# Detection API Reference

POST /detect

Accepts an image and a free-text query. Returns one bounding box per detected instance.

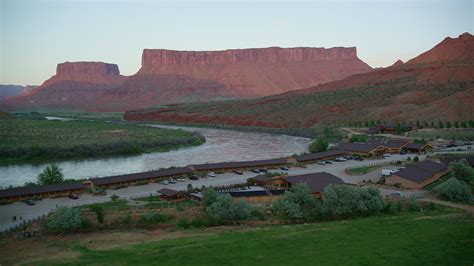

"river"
[0,121,311,187]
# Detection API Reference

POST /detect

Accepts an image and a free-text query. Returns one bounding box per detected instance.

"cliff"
[93,46,372,110]
[6,62,127,108]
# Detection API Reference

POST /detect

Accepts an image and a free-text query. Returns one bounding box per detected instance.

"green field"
[0,118,205,164]
[35,208,473,265]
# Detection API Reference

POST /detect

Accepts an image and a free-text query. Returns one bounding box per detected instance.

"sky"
[0,0,472,85]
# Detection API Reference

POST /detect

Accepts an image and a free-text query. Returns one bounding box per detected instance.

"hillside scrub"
[434,178,471,202]
[0,118,205,164]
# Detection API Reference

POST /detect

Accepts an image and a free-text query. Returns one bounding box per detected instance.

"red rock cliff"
[57,62,121,76]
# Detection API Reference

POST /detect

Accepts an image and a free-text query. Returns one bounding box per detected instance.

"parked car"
[317,160,326,165]
[251,169,260,173]
[383,153,391,158]
[335,157,345,162]
[280,166,289,171]
[189,175,199,180]
[168,179,177,184]
[324,160,332,164]
[381,169,397,177]
[258,168,268,173]
[69,193,79,200]
[234,170,243,175]
[25,199,35,206]
[176,178,186,182]
[159,180,169,185]
[207,172,216,178]
[354,157,364,161]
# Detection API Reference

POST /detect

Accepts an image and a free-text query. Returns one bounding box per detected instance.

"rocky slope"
[93,47,372,110]
[125,33,474,127]
[5,62,127,108]
[0,85,28,100]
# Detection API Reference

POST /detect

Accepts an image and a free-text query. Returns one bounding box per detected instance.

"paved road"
[0,154,423,232]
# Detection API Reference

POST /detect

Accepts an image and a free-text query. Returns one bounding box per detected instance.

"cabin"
[402,143,434,153]
[382,139,411,154]
[226,187,285,204]
[0,182,86,202]
[281,172,348,197]
[333,142,388,157]
[292,150,347,164]
[86,167,193,189]
[365,124,414,134]
[189,158,288,173]
[156,188,186,202]
[385,160,449,189]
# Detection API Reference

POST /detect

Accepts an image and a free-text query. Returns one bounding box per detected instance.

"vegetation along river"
[0,122,311,187]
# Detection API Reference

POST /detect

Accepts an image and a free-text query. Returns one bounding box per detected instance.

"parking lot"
[0,153,424,232]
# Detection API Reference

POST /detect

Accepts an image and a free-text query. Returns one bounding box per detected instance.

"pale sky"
[1,0,472,85]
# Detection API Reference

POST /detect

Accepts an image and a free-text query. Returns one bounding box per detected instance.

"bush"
[202,188,219,207]
[350,134,367,143]
[434,178,471,202]
[408,197,421,212]
[190,219,207,228]
[426,202,436,211]
[47,206,83,232]
[176,219,190,229]
[206,194,252,223]
[450,160,474,184]
[138,212,172,225]
[272,184,315,221]
[111,195,119,202]
[309,138,329,153]
[251,209,266,221]
[122,213,132,225]
[384,201,400,215]
[89,205,105,224]
[322,185,386,217]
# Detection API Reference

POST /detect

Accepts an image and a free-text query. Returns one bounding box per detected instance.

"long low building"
[333,142,388,157]
[85,167,193,188]
[189,158,288,172]
[385,160,449,189]
[292,150,347,163]
[0,182,86,202]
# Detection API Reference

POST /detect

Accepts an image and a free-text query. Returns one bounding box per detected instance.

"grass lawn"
[0,118,205,164]
[36,208,474,265]
[346,165,380,175]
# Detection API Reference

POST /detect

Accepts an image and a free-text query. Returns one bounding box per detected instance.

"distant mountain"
[124,33,474,127]
[5,62,127,108]
[0,85,29,100]
[92,46,372,110]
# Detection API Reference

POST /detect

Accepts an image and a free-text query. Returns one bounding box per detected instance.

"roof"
[404,143,431,150]
[190,158,287,171]
[254,175,273,182]
[157,188,181,197]
[441,157,474,167]
[90,167,192,186]
[383,139,411,149]
[393,160,448,184]
[0,182,86,199]
[227,190,272,197]
[282,172,347,193]
[333,142,385,153]
[294,150,346,162]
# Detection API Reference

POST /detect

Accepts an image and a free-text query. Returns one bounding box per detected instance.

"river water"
[0,122,311,187]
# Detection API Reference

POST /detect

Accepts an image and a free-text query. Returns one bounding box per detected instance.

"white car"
[159,180,169,185]
[207,172,216,178]
[381,169,397,177]
[176,178,185,182]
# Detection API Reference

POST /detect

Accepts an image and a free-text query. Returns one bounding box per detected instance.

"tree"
[47,206,83,232]
[350,134,367,143]
[202,187,220,207]
[309,138,329,153]
[445,121,452,128]
[424,121,429,128]
[206,194,251,222]
[272,184,315,221]
[434,178,471,202]
[413,156,419,162]
[37,164,64,185]
[187,184,194,192]
[322,185,385,217]
[89,205,105,224]
[450,160,474,184]
[438,121,444,129]
[454,121,459,128]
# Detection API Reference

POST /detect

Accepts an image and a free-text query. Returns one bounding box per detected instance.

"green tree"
[434,178,471,202]
[454,121,459,128]
[322,185,385,217]
[430,121,435,128]
[272,184,315,221]
[309,138,329,153]
[424,121,429,128]
[416,120,421,128]
[460,121,468,128]
[350,134,367,143]
[413,156,419,162]
[89,205,105,224]
[438,121,444,129]
[445,121,452,128]
[469,120,474,128]
[37,164,64,185]
[450,160,474,184]
[206,194,251,223]
[187,184,194,192]
[202,187,220,207]
[47,206,83,232]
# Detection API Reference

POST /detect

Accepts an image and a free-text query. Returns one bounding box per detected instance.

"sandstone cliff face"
[6,62,127,108]
[94,46,372,110]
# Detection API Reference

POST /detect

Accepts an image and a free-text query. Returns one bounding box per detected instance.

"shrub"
[413,156,419,162]
[89,205,105,224]
[384,201,399,215]
[138,212,172,225]
[408,197,421,212]
[111,195,119,202]
[434,178,471,202]
[322,185,386,217]
[309,138,329,153]
[272,184,316,221]
[176,219,190,229]
[206,194,251,223]
[190,219,207,228]
[350,134,367,143]
[426,202,436,211]
[251,209,266,221]
[47,206,83,232]
[122,213,132,225]
[202,188,219,207]
[175,205,185,212]
[450,160,474,184]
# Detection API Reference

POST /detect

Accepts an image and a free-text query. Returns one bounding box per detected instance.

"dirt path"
[419,198,474,213]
